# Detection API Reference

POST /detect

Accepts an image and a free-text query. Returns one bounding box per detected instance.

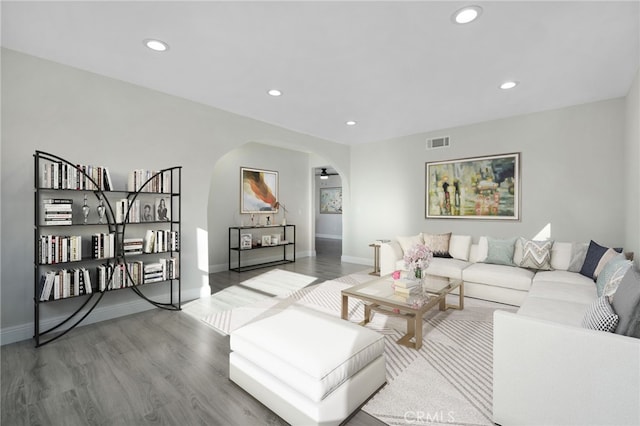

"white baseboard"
[1,287,201,346]
[315,234,342,240]
[341,255,372,267]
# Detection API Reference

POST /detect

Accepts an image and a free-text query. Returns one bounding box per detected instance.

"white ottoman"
[229,306,386,426]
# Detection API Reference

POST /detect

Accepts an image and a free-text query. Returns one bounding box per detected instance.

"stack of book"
[123,238,144,255]
[160,257,179,280]
[144,262,164,284]
[43,198,73,225]
[393,278,423,302]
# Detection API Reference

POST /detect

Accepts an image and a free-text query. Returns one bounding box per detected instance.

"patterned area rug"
[201,273,516,426]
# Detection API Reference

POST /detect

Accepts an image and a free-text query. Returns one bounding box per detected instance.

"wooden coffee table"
[341,274,464,350]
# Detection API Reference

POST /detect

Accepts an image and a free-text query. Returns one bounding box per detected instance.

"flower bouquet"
[403,243,433,279]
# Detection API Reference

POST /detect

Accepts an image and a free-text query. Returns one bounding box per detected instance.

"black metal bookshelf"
[33,150,182,347]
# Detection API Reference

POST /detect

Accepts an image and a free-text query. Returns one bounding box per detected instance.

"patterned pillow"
[422,232,452,258]
[602,260,633,299]
[581,296,619,332]
[518,238,554,271]
[595,255,629,297]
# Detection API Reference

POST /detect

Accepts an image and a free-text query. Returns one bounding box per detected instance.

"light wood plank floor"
[1,239,385,426]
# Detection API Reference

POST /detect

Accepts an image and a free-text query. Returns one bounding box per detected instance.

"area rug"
[201,273,517,426]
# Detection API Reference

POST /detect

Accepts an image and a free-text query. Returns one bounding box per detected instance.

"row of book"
[92,233,116,259]
[39,268,92,301]
[41,162,113,191]
[143,229,179,253]
[97,258,179,291]
[38,235,82,264]
[128,169,172,193]
[43,198,73,226]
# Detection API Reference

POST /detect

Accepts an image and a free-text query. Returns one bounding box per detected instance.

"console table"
[228,225,295,272]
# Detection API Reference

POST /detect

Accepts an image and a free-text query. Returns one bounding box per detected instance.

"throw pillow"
[518,238,554,271]
[422,232,452,258]
[397,234,423,254]
[611,268,640,337]
[579,240,622,280]
[595,255,627,297]
[484,237,517,266]
[602,260,633,299]
[567,242,589,272]
[581,296,619,332]
[449,234,472,261]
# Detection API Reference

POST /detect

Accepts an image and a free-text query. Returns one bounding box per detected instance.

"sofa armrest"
[379,241,403,276]
[493,310,640,426]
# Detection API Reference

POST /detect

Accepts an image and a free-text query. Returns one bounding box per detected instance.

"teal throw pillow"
[484,237,517,266]
[595,255,627,297]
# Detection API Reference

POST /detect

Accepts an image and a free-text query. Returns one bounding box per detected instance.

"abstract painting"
[320,187,342,214]
[425,153,520,220]
[241,167,278,213]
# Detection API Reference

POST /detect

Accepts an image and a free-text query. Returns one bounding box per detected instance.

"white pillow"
[449,235,472,261]
[550,242,573,271]
[474,236,489,262]
[396,234,423,254]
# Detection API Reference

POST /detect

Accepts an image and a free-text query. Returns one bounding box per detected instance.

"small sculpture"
[82,194,90,224]
[97,199,106,224]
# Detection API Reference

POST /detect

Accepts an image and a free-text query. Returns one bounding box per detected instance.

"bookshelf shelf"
[228,224,295,272]
[33,150,182,347]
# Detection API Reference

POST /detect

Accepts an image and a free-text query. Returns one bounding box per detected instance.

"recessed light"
[144,39,169,52]
[452,5,483,24]
[500,81,519,90]
[345,120,357,126]
[268,89,282,97]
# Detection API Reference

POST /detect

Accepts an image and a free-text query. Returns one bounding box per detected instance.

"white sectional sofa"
[380,232,640,425]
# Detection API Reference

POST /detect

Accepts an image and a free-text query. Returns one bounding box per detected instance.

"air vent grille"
[426,136,450,150]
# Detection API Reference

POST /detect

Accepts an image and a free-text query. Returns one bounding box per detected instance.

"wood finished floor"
[1,239,385,426]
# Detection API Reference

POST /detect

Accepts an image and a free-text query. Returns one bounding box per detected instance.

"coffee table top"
[342,273,462,312]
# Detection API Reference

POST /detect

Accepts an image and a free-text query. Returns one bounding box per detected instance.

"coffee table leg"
[414,315,423,350]
[341,294,348,320]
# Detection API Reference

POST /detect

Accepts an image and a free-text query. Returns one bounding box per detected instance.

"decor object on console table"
[425,152,520,220]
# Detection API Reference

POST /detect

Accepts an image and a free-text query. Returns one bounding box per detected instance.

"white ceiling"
[2,1,639,145]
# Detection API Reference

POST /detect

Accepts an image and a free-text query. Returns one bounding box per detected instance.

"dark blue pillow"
[579,240,623,280]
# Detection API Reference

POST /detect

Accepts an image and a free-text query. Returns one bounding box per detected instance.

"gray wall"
[343,98,629,264]
[625,68,640,268]
[1,49,349,343]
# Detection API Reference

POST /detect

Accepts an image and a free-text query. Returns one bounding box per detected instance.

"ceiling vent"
[426,136,450,150]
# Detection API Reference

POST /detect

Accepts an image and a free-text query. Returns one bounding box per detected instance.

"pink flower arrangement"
[403,243,433,274]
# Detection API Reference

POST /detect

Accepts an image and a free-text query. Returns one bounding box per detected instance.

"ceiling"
[2,1,639,145]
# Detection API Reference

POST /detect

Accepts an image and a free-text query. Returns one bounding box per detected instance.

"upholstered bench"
[229,306,386,426]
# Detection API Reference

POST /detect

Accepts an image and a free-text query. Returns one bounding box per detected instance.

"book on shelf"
[91,233,115,259]
[40,267,92,301]
[116,199,141,223]
[38,235,82,264]
[41,162,112,191]
[143,229,179,253]
[128,169,171,193]
[123,238,144,255]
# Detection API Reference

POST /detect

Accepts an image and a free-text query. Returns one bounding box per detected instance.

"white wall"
[343,99,627,264]
[625,68,640,268]
[315,174,343,239]
[208,143,313,272]
[0,49,350,343]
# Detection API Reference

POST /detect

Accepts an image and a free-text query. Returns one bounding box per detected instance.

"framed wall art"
[241,167,278,214]
[425,152,520,220]
[320,187,342,214]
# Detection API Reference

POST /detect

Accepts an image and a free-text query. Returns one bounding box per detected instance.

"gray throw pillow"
[611,268,640,337]
[484,237,517,266]
[567,242,588,272]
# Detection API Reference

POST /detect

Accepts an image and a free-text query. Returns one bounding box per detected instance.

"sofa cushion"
[396,234,423,254]
[581,296,619,332]
[463,263,534,292]
[422,232,452,258]
[549,242,572,271]
[579,240,622,280]
[484,237,517,266]
[518,238,553,271]
[529,280,597,305]
[595,255,629,297]
[517,296,590,326]
[611,268,640,337]
[423,257,470,280]
[533,270,596,286]
[449,234,472,261]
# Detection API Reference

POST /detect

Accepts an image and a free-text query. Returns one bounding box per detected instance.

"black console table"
[228,225,295,272]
